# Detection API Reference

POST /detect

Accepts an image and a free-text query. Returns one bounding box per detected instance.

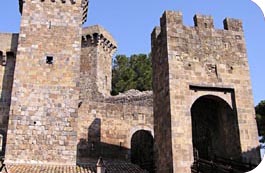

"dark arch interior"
[191,95,242,161]
[131,130,154,173]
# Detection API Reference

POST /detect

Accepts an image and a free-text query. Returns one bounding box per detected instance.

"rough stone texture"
[0,33,18,154]
[78,25,154,168]
[5,0,84,165]
[152,11,260,173]
[77,90,153,163]
[0,2,261,172]
[0,12,154,168]
[0,33,18,53]
[18,0,89,24]
[80,25,117,99]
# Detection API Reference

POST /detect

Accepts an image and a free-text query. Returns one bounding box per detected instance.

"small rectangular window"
[46,56,53,64]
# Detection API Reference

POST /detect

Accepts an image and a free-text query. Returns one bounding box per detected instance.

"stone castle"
[0,0,261,173]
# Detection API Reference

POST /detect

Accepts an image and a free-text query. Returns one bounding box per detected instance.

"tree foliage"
[111,54,152,95]
[255,100,265,140]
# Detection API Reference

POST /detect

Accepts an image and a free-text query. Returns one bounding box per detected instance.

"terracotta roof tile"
[2,161,148,173]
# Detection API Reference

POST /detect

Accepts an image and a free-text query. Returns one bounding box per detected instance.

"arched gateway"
[131,130,154,173]
[191,95,241,160]
[152,11,260,173]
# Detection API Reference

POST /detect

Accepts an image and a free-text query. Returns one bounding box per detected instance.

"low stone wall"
[77,90,153,162]
[105,90,153,106]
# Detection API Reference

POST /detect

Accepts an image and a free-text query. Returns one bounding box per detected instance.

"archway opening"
[191,95,241,161]
[131,130,154,172]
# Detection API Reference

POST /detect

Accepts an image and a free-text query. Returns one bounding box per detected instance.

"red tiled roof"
[2,161,148,173]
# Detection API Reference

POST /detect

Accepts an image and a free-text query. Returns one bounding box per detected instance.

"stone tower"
[152,11,260,173]
[80,25,117,99]
[5,0,88,165]
[0,33,18,155]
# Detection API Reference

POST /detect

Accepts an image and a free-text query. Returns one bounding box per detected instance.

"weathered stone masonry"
[152,11,260,173]
[80,25,117,100]
[0,1,261,172]
[0,33,18,155]
[78,25,154,165]
[0,0,154,166]
[77,90,153,162]
[5,0,88,165]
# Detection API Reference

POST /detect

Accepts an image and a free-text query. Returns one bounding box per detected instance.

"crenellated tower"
[80,25,117,99]
[152,11,260,173]
[5,0,88,165]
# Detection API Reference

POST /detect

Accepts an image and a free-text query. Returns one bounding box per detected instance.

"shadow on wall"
[76,119,155,173]
[242,146,262,165]
[77,118,130,163]
[0,46,16,156]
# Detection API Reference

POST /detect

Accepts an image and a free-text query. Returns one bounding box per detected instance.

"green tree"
[255,100,265,142]
[111,54,152,95]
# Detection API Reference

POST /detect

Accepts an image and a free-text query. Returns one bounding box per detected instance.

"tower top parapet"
[82,25,117,52]
[18,0,89,24]
[158,10,243,32]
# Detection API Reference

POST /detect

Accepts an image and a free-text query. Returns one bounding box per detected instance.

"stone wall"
[0,2,260,171]
[0,33,18,53]
[77,90,153,163]
[81,25,117,99]
[5,0,84,165]
[151,26,174,172]
[152,11,260,173]
[0,33,18,155]
[80,25,154,167]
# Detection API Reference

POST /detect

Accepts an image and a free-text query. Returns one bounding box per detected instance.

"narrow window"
[46,56,53,64]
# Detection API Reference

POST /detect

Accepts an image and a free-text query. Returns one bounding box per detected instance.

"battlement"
[158,11,243,32]
[223,18,243,32]
[0,33,19,54]
[152,10,260,172]
[194,14,214,29]
[82,25,117,52]
[160,11,183,27]
[18,0,89,24]
[80,25,117,99]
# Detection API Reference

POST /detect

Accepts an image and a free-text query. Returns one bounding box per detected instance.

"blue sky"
[0,0,264,105]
